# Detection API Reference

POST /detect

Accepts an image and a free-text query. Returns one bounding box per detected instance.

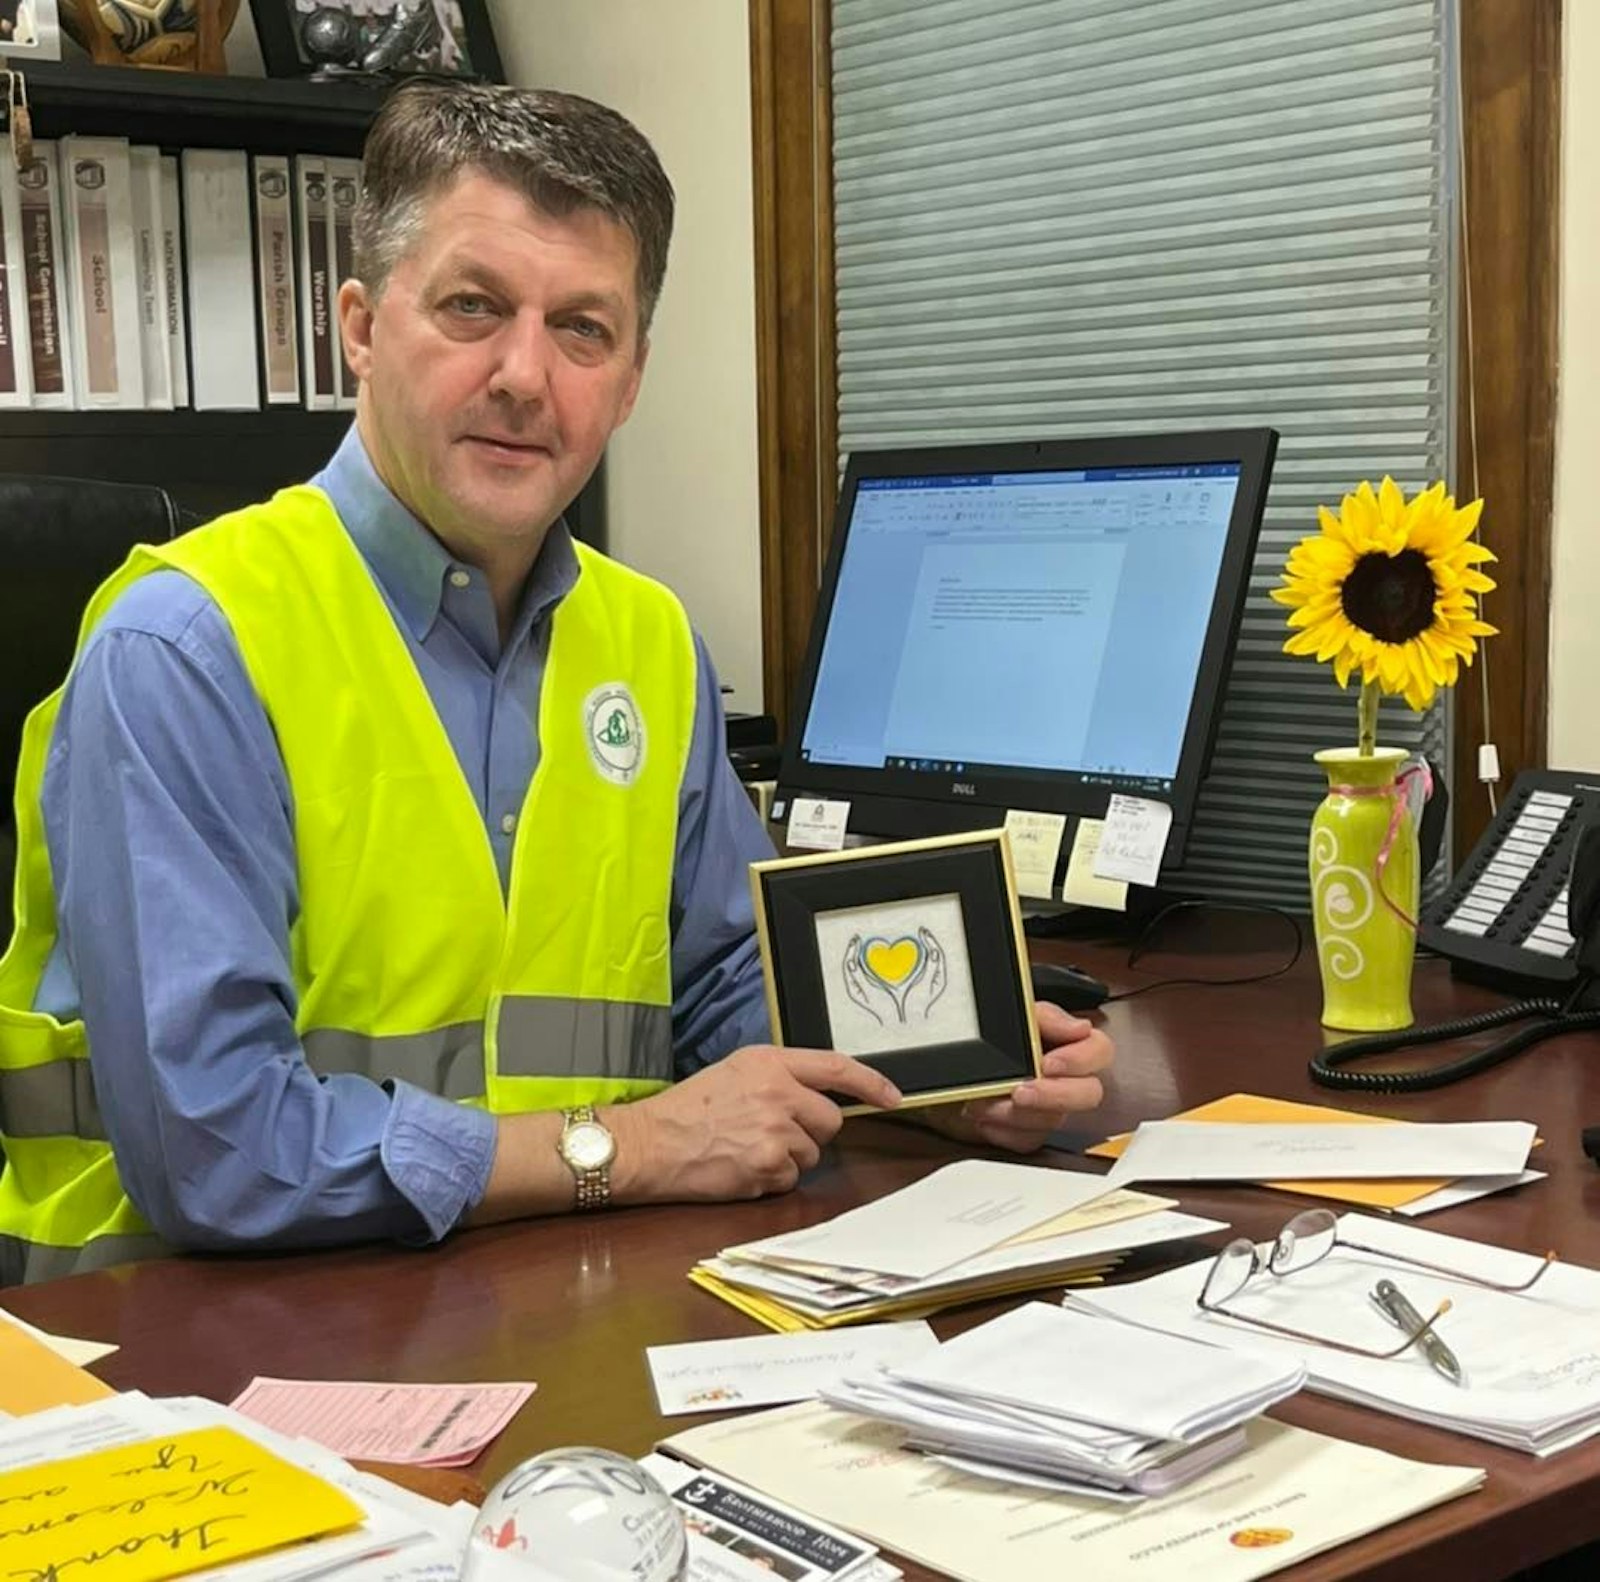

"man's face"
[340,170,648,559]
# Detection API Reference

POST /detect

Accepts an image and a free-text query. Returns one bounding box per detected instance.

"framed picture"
[249,0,502,81]
[750,829,1042,1113]
[0,0,62,61]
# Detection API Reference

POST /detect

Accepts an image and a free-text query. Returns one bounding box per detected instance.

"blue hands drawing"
[841,927,949,1026]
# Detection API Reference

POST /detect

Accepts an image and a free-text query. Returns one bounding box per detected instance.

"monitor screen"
[774,430,1278,870]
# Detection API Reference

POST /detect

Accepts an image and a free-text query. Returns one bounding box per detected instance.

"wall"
[488,1,766,709]
[1550,2,1600,769]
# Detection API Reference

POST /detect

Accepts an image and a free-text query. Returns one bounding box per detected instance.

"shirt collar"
[311,424,581,645]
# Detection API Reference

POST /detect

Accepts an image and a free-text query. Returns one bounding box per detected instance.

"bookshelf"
[4,60,391,516]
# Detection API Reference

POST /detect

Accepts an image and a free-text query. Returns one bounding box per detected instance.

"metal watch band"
[563,1105,612,1212]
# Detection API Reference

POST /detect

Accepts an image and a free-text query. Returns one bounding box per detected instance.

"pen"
[1371,1277,1465,1387]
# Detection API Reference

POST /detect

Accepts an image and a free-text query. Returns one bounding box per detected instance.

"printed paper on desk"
[786,798,850,852]
[0,1425,363,1582]
[1091,795,1172,887]
[661,1403,1483,1582]
[735,1160,1114,1282]
[648,1321,938,1415]
[1105,1119,1537,1188]
[230,1378,535,1467]
[1003,810,1066,900]
[1060,818,1128,911]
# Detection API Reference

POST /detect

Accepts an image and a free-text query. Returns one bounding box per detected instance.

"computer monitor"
[772,428,1278,873]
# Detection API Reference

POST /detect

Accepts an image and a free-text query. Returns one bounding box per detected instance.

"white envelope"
[1105,1120,1536,1187]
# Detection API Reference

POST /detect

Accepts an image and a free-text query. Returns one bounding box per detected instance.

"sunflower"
[1272,477,1497,720]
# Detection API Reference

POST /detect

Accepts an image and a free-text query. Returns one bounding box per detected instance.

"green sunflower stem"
[1357,679,1381,757]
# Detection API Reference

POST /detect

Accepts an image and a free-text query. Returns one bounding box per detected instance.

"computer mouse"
[1029,961,1110,1012]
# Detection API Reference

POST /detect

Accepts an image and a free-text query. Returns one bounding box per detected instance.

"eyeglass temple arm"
[1341,1238,1559,1293]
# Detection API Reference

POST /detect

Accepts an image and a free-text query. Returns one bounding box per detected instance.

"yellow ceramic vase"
[1309,746,1419,1032]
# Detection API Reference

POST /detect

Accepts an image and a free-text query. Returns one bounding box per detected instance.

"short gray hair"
[354,79,675,334]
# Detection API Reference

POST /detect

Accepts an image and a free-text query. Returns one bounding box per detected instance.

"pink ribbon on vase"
[1327,759,1433,930]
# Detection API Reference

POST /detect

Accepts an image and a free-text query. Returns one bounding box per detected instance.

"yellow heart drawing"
[864,938,921,985]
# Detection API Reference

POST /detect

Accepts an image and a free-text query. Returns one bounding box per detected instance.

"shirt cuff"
[379,1081,498,1243]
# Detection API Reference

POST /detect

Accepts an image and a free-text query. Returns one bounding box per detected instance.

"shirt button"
[449,569,470,589]
[500,812,518,835]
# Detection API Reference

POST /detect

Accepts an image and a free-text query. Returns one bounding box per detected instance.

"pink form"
[230,1376,536,1466]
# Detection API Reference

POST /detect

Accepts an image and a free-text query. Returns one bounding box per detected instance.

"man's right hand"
[605,1047,900,1204]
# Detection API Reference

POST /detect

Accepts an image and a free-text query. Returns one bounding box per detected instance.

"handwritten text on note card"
[0,1426,362,1582]
[1092,796,1173,888]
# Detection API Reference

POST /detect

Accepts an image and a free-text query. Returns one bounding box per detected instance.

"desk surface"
[8,914,1600,1582]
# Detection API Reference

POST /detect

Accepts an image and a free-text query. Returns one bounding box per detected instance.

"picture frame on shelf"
[0,1,62,61]
[248,0,500,83]
[750,829,1043,1113]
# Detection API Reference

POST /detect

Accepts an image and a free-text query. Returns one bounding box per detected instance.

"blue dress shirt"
[35,427,774,1251]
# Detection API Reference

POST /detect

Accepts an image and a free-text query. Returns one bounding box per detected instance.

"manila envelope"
[0,1318,115,1413]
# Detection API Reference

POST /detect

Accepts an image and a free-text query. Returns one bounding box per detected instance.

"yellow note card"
[1062,819,1128,912]
[1089,1093,1467,1210]
[0,1426,364,1582]
[0,1321,114,1415]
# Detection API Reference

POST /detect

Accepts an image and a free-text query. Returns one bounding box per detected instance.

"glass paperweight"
[462,1447,688,1582]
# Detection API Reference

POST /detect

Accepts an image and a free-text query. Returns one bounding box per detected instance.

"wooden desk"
[8,916,1600,1582]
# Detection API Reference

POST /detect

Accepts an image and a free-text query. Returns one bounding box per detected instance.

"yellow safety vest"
[0,485,696,1284]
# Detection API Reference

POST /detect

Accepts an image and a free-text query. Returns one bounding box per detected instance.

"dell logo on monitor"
[952,781,978,797]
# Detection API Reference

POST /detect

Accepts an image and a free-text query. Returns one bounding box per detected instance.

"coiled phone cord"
[1309,991,1600,1094]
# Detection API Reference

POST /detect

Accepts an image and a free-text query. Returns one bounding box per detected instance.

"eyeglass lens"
[1269,1208,1338,1276]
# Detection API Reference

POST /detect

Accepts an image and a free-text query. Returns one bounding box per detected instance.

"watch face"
[564,1120,615,1171]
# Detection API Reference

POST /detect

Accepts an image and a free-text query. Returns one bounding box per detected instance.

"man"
[0,81,1111,1286]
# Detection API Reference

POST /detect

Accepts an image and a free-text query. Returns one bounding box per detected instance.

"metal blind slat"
[833,0,1453,910]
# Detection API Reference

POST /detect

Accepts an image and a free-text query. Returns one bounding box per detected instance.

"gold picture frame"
[750,828,1042,1114]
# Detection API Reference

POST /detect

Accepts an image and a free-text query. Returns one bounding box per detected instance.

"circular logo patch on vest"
[584,683,646,786]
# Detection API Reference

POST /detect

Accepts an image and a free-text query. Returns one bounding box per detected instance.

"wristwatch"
[557,1106,616,1210]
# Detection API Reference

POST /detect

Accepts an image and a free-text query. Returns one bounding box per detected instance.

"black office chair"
[0,475,189,940]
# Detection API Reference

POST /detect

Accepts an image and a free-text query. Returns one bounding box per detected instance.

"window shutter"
[832,0,1453,906]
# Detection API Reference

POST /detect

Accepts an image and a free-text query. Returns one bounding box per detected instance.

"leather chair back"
[1,475,188,936]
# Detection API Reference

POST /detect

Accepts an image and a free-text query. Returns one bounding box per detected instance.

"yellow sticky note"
[1062,818,1128,912]
[0,1426,363,1582]
[1003,810,1068,900]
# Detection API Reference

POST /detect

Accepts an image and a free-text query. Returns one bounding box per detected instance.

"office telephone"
[1311,769,1600,1096]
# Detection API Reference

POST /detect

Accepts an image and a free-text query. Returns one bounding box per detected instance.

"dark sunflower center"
[1339,549,1437,643]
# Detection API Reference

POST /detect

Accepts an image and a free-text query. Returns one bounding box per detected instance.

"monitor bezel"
[773,428,1279,863]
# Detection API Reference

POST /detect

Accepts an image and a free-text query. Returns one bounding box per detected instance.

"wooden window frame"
[750,0,1561,856]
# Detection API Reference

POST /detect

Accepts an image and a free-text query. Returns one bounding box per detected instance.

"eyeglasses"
[1196,1208,1557,1362]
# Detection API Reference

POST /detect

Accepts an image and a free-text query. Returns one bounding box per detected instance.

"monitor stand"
[1021,884,1203,940]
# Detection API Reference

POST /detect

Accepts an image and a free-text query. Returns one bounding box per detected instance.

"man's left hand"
[921,1002,1113,1153]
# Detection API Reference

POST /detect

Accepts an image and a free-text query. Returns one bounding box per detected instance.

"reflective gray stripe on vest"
[303,1021,485,1100]
[0,1059,107,1140]
[0,1231,169,1288]
[495,997,672,1083]
[300,998,672,1096]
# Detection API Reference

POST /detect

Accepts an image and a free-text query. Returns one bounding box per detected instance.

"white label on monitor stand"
[1003,809,1067,899]
[787,797,851,852]
[1093,795,1173,887]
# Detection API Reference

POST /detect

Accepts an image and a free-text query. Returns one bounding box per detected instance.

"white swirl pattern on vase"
[1311,825,1373,980]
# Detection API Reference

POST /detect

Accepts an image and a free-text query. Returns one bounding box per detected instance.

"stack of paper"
[0,1390,477,1582]
[663,1400,1484,1582]
[1067,1212,1600,1455]
[1088,1094,1545,1215]
[820,1301,1304,1499]
[692,1159,1230,1331]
